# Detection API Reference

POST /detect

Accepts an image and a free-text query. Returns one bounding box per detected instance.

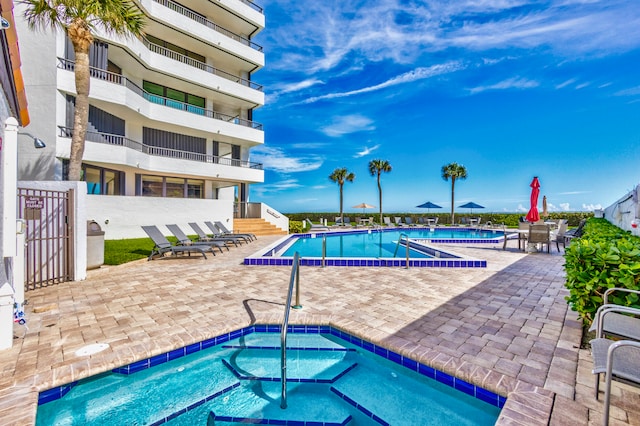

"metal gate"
[17,188,74,290]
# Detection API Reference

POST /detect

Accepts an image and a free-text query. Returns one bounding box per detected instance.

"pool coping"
[244,228,494,268]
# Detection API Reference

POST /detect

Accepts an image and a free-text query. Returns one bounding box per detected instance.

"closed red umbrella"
[525,177,540,223]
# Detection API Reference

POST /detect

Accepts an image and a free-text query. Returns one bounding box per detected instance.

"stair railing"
[281,252,302,409]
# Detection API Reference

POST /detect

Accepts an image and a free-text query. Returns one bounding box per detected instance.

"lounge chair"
[141,225,212,260]
[334,217,343,226]
[404,217,416,227]
[427,217,439,226]
[565,218,587,243]
[590,338,640,425]
[305,218,329,232]
[343,217,353,227]
[166,224,226,253]
[394,217,404,227]
[213,221,256,241]
[383,217,393,227]
[188,222,231,245]
[205,221,250,244]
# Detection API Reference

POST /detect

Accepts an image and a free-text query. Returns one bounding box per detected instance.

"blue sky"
[250,0,640,215]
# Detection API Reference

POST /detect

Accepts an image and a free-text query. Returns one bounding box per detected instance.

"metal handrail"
[151,0,263,51]
[57,126,264,169]
[140,37,263,91]
[393,233,411,268]
[57,58,264,130]
[281,252,302,409]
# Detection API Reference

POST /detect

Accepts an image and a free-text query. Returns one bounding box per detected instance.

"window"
[83,165,124,195]
[137,175,204,199]
[142,81,205,111]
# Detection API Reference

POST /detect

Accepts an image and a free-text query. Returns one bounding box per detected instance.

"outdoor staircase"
[234,218,287,236]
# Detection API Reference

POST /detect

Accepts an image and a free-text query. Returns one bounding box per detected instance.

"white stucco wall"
[603,184,640,237]
[85,196,234,239]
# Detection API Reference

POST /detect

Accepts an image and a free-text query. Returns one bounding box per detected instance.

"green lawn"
[103,236,202,265]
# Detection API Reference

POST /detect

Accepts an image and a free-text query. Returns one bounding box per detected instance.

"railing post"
[321,234,326,268]
[405,235,410,269]
[293,256,302,309]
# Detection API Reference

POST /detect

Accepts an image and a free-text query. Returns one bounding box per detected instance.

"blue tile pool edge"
[37,324,506,412]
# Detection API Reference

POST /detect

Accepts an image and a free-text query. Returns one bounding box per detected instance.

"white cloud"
[582,203,603,211]
[555,78,577,89]
[302,62,464,104]
[615,85,640,96]
[575,82,591,89]
[251,146,323,173]
[252,179,302,195]
[516,204,528,212]
[559,203,571,211]
[470,77,539,94]
[312,185,327,190]
[354,144,381,158]
[321,115,375,137]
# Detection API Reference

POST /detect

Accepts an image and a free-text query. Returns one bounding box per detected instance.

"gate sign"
[25,196,45,209]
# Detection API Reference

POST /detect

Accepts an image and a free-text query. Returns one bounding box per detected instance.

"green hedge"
[287,212,592,227]
[564,218,640,324]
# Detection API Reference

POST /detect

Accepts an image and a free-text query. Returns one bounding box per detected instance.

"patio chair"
[166,224,226,253]
[527,224,551,253]
[394,217,405,227]
[205,222,249,244]
[189,222,232,245]
[588,288,640,342]
[552,219,569,251]
[213,221,256,241]
[589,338,640,425]
[141,225,211,260]
[343,217,353,227]
[334,217,343,226]
[383,217,393,226]
[427,217,438,226]
[305,218,329,232]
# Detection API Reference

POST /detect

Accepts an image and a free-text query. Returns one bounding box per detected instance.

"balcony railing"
[239,0,263,14]
[141,37,262,91]
[152,0,263,52]
[58,58,263,130]
[58,126,264,170]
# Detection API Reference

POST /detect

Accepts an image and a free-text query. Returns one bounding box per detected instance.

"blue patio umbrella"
[459,201,485,214]
[416,201,442,214]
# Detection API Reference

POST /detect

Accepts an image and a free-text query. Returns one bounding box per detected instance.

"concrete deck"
[1,235,638,425]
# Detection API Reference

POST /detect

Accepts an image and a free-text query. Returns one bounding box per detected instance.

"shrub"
[564,218,640,324]
[289,220,304,234]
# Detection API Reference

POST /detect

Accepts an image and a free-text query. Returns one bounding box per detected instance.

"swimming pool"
[36,325,504,425]
[245,228,495,267]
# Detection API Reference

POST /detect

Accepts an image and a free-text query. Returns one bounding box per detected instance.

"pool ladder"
[393,233,411,269]
[281,252,302,409]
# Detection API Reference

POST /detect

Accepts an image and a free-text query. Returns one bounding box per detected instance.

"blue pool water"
[36,326,503,425]
[282,228,503,258]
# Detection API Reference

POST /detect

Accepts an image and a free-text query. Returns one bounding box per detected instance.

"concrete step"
[233,218,287,236]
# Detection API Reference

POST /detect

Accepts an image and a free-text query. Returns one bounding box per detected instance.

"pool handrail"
[281,252,302,409]
[393,233,411,268]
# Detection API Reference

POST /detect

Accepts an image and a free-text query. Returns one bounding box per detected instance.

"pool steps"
[38,325,505,425]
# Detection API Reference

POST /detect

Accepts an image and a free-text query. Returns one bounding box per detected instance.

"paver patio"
[0,235,638,425]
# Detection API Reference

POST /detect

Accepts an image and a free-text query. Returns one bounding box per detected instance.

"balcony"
[58,58,264,131]
[58,126,263,170]
[152,0,263,52]
[140,37,262,91]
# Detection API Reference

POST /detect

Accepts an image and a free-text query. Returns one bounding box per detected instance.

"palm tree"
[329,167,355,222]
[441,162,468,224]
[368,159,392,225]
[23,0,145,181]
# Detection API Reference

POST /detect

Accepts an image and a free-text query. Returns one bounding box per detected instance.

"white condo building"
[13,0,285,239]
